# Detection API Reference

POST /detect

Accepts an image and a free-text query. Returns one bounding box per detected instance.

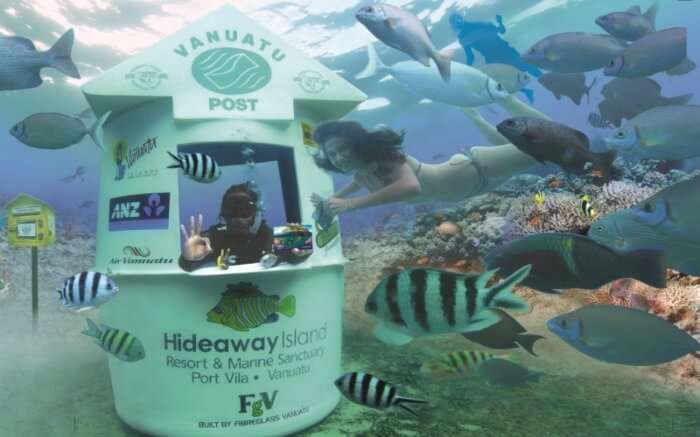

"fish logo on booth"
[192,48,272,95]
[108,193,170,231]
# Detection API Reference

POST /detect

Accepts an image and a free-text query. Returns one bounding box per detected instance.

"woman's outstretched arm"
[334,180,363,198]
[329,163,421,213]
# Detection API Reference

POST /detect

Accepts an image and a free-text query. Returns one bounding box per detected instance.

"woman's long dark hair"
[312,121,406,179]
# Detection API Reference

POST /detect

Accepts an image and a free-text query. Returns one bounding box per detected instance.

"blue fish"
[449,13,542,78]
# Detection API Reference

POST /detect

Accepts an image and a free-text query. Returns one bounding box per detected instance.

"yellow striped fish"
[207,282,296,332]
[82,318,145,362]
[580,194,597,219]
[420,349,515,375]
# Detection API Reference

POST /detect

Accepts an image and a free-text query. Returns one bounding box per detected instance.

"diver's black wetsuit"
[178,221,273,272]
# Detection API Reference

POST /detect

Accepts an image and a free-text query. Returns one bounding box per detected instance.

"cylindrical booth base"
[100,264,344,437]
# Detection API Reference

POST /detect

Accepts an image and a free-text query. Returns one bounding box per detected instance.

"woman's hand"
[327,197,356,215]
[180,214,213,261]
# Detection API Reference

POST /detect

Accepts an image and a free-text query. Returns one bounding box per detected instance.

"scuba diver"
[179,182,273,272]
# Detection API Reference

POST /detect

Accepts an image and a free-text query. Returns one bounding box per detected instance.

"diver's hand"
[327,197,355,215]
[180,214,213,261]
[310,193,324,208]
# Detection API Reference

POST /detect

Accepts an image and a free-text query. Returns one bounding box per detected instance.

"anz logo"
[111,202,140,219]
[108,192,170,232]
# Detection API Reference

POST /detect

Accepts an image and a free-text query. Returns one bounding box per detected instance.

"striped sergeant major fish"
[56,271,119,311]
[167,151,221,183]
[420,349,517,376]
[82,318,146,362]
[334,372,428,416]
[364,265,531,346]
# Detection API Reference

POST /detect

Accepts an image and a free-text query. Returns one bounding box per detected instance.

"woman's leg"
[462,107,510,145]
[498,94,552,120]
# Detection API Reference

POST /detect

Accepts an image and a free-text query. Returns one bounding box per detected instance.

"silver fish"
[10,110,111,150]
[522,32,627,73]
[595,3,658,42]
[477,63,534,102]
[604,105,700,160]
[604,27,688,77]
[548,304,700,365]
[538,72,596,105]
[589,174,700,275]
[356,3,452,82]
[0,29,80,90]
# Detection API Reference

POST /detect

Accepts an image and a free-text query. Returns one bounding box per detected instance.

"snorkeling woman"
[310,96,548,216]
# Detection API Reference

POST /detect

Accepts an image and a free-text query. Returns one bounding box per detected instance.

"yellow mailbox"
[6,193,56,248]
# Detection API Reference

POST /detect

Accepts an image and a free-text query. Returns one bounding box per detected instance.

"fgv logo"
[238,391,277,415]
[192,48,271,95]
[108,193,170,231]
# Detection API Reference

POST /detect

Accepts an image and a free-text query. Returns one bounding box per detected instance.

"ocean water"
[1,1,700,436]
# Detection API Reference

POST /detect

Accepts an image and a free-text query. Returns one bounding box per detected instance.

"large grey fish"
[364,265,531,346]
[484,232,667,294]
[496,117,617,178]
[462,308,544,356]
[477,358,542,387]
[604,27,690,77]
[538,72,596,105]
[356,4,452,82]
[10,110,111,150]
[603,105,700,160]
[595,3,658,41]
[522,33,627,73]
[0,29,80,90]
[588,174,700,275]
[548,304,700,365]
[477,63,534,103]
[595,77,693,127]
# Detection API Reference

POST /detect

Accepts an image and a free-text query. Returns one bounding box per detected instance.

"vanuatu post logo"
[192,48,272,95]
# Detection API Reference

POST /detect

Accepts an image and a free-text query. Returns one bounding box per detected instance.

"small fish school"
[79,5,366,436]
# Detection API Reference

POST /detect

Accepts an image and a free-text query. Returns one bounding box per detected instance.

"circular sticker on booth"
[192,48,272,95]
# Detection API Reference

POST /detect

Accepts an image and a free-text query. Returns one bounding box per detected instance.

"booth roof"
[81,4,366,122]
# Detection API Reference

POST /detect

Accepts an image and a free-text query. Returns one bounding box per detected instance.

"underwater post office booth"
[81,5,366,437]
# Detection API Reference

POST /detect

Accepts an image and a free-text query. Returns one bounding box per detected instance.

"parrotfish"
[603,105,700,160]
[356,43,509,108]
[548,304,700,365]
[588,174,700,275]
[523,32,626,73]
[595,3,658,41]
[0,29,80,90]
[364,265,531,346]
[484,232,667,294]
[356,3,451,82]
[207,283,296,332]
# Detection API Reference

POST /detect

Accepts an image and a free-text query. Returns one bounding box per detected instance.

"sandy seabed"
[1,233,699,437]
